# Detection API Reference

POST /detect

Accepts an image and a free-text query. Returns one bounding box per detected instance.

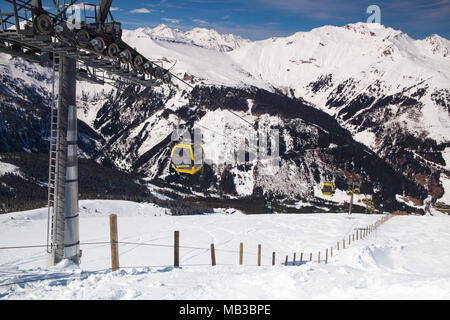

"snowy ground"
[0,200,449,299]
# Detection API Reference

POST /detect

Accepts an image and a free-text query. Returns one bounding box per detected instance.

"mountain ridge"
[126,24,252,52]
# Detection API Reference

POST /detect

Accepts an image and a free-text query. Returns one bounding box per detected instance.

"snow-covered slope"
[1,200,449,299]
[0,161,19,176]
[121,28,264,89]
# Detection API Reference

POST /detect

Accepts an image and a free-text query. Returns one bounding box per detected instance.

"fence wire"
[0,215,393,288]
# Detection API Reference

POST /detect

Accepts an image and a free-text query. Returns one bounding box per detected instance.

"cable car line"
[193,123,263,156]
[153,68,368,175]
[167,72,269,174]
[169,72,255,127]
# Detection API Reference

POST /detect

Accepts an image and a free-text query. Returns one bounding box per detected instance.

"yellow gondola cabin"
[170,144,204,175]
[321,182,335,197]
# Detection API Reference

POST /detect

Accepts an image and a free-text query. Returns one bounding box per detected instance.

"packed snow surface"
[1,200,449,299]
[0,161,19,176]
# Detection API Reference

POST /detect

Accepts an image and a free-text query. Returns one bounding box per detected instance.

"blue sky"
[110,0,450,40]
[1,0,449,40]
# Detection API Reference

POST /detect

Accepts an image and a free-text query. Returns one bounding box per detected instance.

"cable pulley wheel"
[76,30,90,48]
[34,14,53,35]
[119,49,132,64]
[154,66,164,78]
[133,55,144,71]
[162,73,171,84]
[143,62,155,75]
[107,43,120,58]
[91,36,106,54]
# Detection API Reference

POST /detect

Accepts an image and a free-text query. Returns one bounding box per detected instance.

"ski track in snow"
[0,200,450,299]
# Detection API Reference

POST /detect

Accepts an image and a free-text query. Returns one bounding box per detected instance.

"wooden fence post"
[257,244,261,266]
[239,243,243,265]
[331,247,333,257]
[343,239,345,249]
[349,235,351,245]
[300,253,303,266]
[272,252,276,266]
[325,248,328,264]
[211,243,216,266]
[337,241,339,250]
[310,253,312,261]
[318,251,320,263]
[174,230,180,267]
[109,214,119,272]
[285,255,288,266]
[293,252,296,266]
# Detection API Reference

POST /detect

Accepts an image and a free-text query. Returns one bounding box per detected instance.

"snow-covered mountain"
[229,23,449,144]
[120,23,450,209]
[226,23,450,209]
[1,22,449,213]
[124,24,251,52]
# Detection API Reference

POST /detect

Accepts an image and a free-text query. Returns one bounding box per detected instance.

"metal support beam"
[64,103,80,264]
[59,56,80,265]
[47,55,80,266]
[12,0,20,31]
[349,179,354,215]
[47,54,68,266]
[31,0,42,8]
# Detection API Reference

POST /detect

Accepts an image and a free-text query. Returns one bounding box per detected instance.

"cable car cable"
[169,73,255,127]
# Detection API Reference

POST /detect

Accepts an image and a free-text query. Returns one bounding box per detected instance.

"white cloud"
[161,18,181,24]
[130,8,151,14]
[192,19,209,26]
[69,3,94,11]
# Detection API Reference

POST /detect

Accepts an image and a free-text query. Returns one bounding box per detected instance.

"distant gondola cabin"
[321,182,335,197]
